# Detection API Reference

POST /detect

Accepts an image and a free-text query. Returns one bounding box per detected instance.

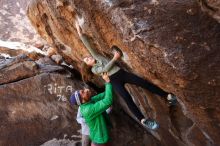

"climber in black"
[75,19,177,130]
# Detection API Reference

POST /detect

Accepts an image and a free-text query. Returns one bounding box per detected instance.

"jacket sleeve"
[102,58,117,72]
[91,58,117,74]
[91,92,105,102]
[80,34,101,60]
[76,107,85,124]
[85,83,113,120]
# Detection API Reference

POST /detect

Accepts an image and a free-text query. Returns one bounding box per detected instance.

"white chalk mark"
[50,115,59,120]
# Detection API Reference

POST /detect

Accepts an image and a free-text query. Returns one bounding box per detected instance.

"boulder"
[27,0,220,146]
[0,55,83,145]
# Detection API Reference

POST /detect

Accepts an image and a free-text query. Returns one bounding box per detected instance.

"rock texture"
[0,46,26,57]
[27,0,220,146]
[0,54,82,146]
[199,0,220,23]
[0,0,44,44]
[0,53,159,146]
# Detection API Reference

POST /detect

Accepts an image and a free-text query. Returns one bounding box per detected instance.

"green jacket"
[80,83,113,144]
[80,35,120,76]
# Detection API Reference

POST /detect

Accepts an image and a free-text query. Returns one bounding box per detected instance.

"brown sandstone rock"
[0,0,44,44]
[0,47,26,57]
[27,0,220,146]
[0,55,82,145]
[199,0,220,23]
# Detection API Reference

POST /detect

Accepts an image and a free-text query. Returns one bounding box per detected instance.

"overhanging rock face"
[27,0,220,146]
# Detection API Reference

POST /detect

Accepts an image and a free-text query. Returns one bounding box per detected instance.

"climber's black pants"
[110,69,168,121]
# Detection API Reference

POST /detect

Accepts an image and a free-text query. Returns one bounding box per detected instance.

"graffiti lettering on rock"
[44,83,73,102]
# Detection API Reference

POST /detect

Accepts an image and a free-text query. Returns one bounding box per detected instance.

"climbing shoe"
[141,118,159,130]
[167,94,177,106]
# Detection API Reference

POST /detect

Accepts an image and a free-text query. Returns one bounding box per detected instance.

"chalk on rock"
[50,115,59,121]
[76,15,84,27]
